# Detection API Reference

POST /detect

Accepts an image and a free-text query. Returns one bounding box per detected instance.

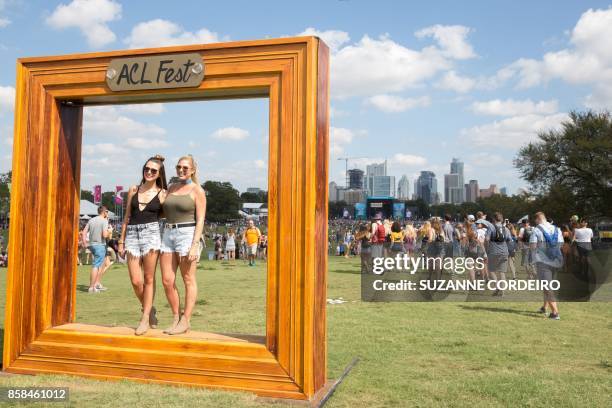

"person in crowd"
[160,155,207,335]
[214,235,223,260]
[518,219,536,279]
[506,222,519,279]
[403,221,417,257]
[443,214,455,260]
[476,222,489,280]
[355,224,372,274]
[573,218,593,277]
[225,228,236,261]
[418,220,433,256]
[560,225,573,273]
[486,212,512,296]
[259,233,268,261]
[530,211,564,320]
[81,205,113,293]
[454,223,466,258]
[242,219,262,266]
[389,221,405,255]
[428,218,446,281]
[343,230,353,259]
[118,155,167,335]
[370,213,386,260]
[464,221,485,281]
[0,247,7,267]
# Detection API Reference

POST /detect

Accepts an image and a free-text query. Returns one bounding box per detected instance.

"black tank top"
[129,189,162,225]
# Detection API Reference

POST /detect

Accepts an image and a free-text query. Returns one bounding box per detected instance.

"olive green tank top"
[163,193,196,224]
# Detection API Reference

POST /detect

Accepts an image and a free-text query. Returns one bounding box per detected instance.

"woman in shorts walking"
[118,155,167,335]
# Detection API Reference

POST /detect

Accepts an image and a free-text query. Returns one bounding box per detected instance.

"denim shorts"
[161,226,198,257]
[89,244,106,268]
[125,222,161,257]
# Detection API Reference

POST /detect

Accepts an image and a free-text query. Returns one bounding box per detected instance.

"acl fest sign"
[105,53,205,91]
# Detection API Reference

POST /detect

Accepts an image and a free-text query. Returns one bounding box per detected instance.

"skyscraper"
[365,161,395,197]
[397,175,410,199]
[347,169,364,189]
[416,171,437,205]
[444,158,465,204]
[465,180,479,203]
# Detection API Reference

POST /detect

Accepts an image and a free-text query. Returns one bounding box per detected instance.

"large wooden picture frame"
[3,37,329,400]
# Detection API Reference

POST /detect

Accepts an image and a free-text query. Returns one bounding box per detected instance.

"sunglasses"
[176,165,191,172]
[144,166,159,175]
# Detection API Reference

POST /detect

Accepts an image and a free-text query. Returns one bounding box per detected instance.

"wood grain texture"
[3,36,329,400]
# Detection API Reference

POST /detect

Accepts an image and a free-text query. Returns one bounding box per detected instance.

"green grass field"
[0,257,610,407]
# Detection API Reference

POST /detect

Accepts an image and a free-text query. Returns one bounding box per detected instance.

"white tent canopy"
[79,200,117,220]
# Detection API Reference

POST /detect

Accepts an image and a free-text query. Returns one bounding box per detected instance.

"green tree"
[202,181,241,222]
[514,110,612,218]
[329,201,348,218]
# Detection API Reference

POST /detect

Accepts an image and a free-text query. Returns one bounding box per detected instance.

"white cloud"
[365,94,431,113]
[435,70,476,93]
[501,7,612,109]
[330,126,355,155]
[0,86,14,112]
[254,159,266,169]
[84,106,166,138]
[119,103,165,115]
[298,27,350,52]
[460,112,568,148]
[46,0,121,48]
[415,24,477,60]
[331,34,450,99]
[390,153,427,167]
[330,106,349,118]
[0,17,9,27]
[468,152,506,167]
[125,19,226,49]
[124,137,169,149]
[82,142,127,156]
[470,99,559,116]
[210,127,249,141]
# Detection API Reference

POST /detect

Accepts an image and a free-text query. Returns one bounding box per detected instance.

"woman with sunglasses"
[160,155,207,335]
[118,155,168,335]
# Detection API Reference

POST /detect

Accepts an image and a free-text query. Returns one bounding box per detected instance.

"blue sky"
[1,1,611,195]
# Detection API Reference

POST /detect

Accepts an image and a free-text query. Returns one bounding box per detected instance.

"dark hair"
[494,212,504,222]
[97,205,107,215]
[444,214,452,222]
[140,155,168,190]
[391,221,401,233]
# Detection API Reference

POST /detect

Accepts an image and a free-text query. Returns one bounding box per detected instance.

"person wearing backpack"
[518,219,536,279]
[370,213,386,260]
[530,212,564,320]
[485,212,512,296]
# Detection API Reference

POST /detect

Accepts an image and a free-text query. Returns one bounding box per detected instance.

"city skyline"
[2,2,611,194]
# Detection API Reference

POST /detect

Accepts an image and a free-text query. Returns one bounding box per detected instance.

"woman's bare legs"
[161,252,180,332]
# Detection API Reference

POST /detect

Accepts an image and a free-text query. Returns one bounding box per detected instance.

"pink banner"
[93,185,102,204]
[114,185,123,205]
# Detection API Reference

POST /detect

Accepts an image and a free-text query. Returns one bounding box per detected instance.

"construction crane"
[337,157,369,188]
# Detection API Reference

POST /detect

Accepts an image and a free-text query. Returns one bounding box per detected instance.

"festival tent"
[79,200,118,220]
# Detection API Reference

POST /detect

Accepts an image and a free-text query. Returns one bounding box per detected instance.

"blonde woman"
[160,155,207,335]
[418,221,434,256]
[403,222,417,257]
[118,155,167,336]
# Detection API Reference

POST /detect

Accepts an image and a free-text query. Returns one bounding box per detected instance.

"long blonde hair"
[178,155,199,184]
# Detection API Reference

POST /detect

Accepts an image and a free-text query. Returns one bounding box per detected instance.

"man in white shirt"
[529,211,564,320]
[518,219,536,279]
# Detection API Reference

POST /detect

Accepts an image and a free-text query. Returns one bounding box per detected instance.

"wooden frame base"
[3,37,329,400]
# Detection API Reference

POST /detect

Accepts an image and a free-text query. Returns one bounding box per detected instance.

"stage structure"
[3,37,329,400]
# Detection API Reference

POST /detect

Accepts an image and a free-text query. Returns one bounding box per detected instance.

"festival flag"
[93,185,102,204]
[115,186,124,205]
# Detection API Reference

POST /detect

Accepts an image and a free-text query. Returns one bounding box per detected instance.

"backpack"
[522,226,533,243]
[371,223,386,244]
[491,224,505,243]
[536,225,563,263]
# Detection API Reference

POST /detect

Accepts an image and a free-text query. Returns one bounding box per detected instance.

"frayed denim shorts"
[125,222,162,257]
[161,225,198,257]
